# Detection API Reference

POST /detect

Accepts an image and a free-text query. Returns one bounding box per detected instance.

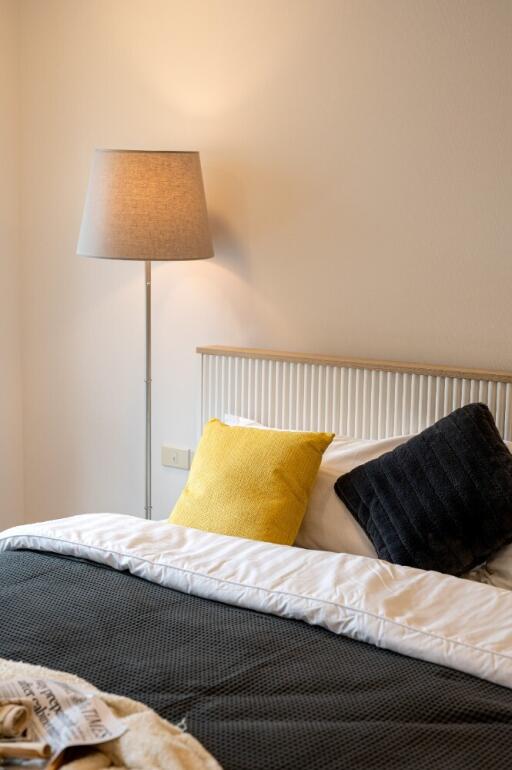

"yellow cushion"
[169,419,334,545]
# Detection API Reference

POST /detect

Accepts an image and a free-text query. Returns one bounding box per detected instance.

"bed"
[2,346,512,769]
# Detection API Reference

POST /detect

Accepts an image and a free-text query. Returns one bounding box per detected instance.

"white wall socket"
[161,446,190,470]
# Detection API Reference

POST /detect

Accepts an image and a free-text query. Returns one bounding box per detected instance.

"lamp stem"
[145,260,152,520]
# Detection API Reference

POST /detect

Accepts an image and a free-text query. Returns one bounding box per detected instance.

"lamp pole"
[145,260,152,520]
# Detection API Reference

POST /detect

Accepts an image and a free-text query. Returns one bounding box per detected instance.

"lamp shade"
[77,150,214,260]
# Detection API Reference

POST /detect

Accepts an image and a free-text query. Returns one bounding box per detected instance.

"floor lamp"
[77,150,214,519]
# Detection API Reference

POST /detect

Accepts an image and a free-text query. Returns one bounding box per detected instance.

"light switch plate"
[161,446,190,470]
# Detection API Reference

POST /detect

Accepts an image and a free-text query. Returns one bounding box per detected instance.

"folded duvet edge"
[1,512,511,691]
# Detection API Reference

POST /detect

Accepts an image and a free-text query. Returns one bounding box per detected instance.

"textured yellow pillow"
[169,419,334,545]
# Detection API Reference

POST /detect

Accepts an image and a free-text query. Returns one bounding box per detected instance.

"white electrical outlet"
[161,446,190,470]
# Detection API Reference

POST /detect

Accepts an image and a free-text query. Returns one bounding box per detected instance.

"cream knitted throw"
[0,658,221,770]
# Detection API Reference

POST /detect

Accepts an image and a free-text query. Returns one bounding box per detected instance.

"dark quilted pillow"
[334,403,512,575]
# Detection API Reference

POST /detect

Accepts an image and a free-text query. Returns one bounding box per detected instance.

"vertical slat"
[214,355,221,420]
[496,381,504,437]
[376,370,382,439]
[385,372,392,437]
[393,374,400,435]
[262,358,269,425]
[287,362,294,430]
[302,364,310,431]
[353,369,360,437]
[254,358,260,422]
[206,355,212,420]
[504,383,511,441]
[443,377,450,418]
[222,356,229,418]
[279,361,285,428]
[407,374,415,434]
[324,366,332,433]
[324,366,331,433]
[247,357,253,419]
[315,365,322,433]
[201,353,208,423]
[240,356,247,418]
[340,368,347,436]
[426,376,433,426]
[226,356,233,416]
[295,363,302,430]
[486,381,494,416]
[260,359,266,424]
[462,379,470,407]
[267,359,274,427]
[469,379,478,406]
[210,355,216,421]
[362,369,368,438]
[333,367,341,435]
[434,377,441,421]
[232,357,239,418]
[401,374,409,435]
[346,368,353,437]
[453,378,461,412]
[368,370,376,439]
[417,375,425,432]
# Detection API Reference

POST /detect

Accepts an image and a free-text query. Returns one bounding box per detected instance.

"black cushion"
[334,403,512,575]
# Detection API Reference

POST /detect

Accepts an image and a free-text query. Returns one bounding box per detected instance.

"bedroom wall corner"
[0,0,24,527]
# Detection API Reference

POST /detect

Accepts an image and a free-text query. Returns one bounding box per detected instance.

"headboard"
[197,346,512,441]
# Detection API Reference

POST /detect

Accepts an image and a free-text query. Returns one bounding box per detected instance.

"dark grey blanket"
[2,550,512,770]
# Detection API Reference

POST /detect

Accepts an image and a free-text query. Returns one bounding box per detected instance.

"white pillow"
[469,543,512,591]
[296,433,413,556]
[464,440,512,590]
[224,415,411,557]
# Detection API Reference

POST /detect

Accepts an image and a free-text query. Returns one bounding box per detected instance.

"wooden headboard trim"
[196,346,512,384]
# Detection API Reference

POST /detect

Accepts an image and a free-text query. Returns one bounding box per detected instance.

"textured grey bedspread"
[2,549,512,770]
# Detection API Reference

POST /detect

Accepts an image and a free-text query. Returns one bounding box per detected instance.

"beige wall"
[17,0,512,521]
[0,0,23,528]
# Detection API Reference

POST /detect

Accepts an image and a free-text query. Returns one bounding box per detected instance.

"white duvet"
[2,513,512,691]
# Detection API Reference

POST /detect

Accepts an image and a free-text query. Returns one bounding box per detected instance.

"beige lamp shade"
[77,150,214,260]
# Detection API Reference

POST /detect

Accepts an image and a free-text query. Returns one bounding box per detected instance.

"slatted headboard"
[197,346,512,441]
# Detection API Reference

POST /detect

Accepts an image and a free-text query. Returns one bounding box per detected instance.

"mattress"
[2,548,512,770]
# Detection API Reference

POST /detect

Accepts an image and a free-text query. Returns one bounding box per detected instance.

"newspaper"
[0,678,126,760]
